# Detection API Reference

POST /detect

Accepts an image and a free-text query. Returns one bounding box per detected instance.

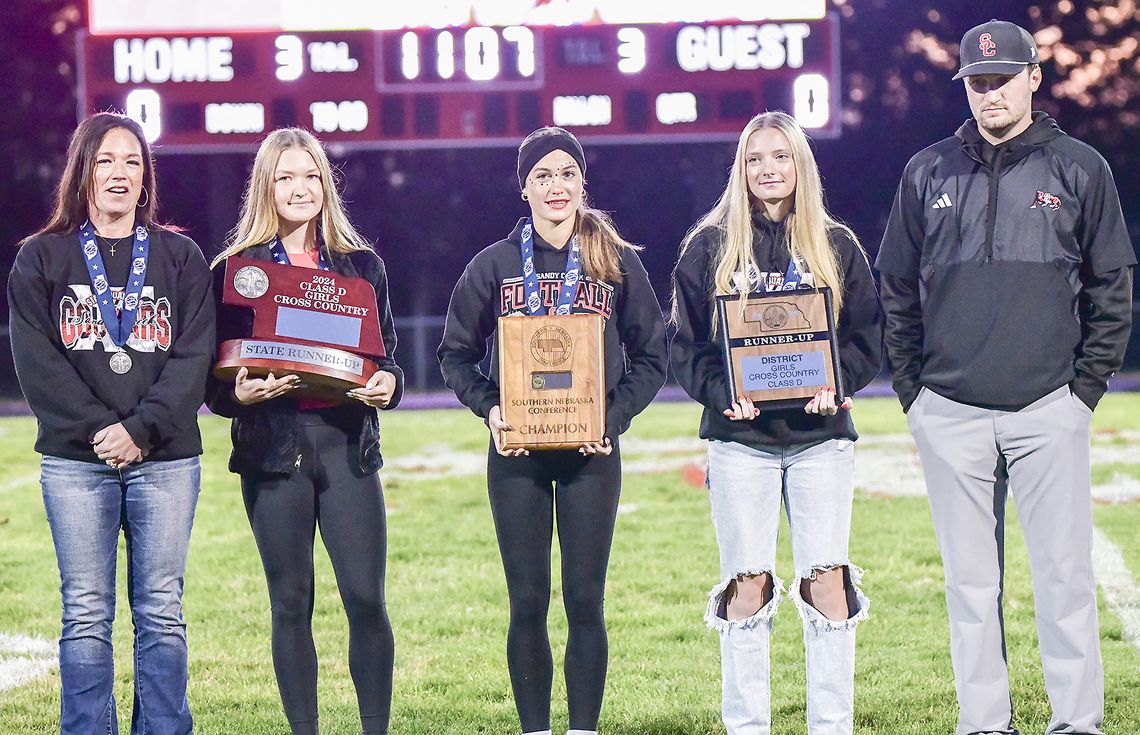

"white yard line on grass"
[382,432,1140,503]
[854,434,1140,503]
[1092,527,1140,649]
[0,633,56,692]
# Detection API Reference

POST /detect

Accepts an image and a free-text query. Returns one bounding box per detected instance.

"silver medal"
[233,265,269,299]
[109,350,133,375]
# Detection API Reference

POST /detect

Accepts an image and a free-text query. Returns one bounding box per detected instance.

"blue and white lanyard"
[78,221,150,347]
[269,238,332,271]
[774,256,805,291]
[519,218,582,316]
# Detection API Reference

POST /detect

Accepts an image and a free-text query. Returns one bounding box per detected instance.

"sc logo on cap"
[979,33,997,57]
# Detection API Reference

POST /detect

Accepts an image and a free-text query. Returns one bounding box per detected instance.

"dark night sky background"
[1,0,1137,393]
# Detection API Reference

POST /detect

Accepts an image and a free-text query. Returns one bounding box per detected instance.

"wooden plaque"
[497,313,606,450]
[716,288,845,409]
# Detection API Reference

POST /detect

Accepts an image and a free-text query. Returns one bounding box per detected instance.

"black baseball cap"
[953,20,1039,80]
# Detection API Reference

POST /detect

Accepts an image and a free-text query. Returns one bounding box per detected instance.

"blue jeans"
[41,455,201,735]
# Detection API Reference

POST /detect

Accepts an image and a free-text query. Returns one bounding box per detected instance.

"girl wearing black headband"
[438,127,667,735]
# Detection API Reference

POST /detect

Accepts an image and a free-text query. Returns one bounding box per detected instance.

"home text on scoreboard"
[78,3,840,151]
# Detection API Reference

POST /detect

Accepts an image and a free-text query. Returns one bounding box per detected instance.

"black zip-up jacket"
[671,214,883,449]
[438,219,668,441]
[206,242,404,475]
[876,112,1135,411]
[9,228,215,462]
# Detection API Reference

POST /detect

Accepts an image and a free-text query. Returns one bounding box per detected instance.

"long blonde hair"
[677,111,860,321]
[210,128,371,268]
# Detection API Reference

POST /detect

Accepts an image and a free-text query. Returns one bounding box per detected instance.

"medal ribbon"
[773,256,805,291]
[78,221,150,348]
[519,218,582,316]
[269,238,332,271]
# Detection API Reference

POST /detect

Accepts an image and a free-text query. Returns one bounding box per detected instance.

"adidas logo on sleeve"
[931,192,953,209]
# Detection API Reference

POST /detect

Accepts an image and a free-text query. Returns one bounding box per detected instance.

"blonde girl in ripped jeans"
[705,438,868,735]
[669,111,882,735]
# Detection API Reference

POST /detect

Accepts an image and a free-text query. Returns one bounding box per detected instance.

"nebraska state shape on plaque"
[716,288,845,409]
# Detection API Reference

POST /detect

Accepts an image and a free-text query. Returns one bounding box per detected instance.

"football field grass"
[1,395,1139,734]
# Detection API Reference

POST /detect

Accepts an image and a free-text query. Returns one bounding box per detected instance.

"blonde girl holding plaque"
[208,128,402,735]
[670,111,882,735]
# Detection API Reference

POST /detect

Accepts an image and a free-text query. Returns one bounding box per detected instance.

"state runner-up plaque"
[716,288,845,409]
[213,256,386,402]
[497,313,605,451]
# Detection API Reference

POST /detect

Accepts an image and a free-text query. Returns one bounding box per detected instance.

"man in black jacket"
[875,19,1134,735]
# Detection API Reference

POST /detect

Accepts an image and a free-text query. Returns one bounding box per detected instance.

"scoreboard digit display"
[79,0,840,151]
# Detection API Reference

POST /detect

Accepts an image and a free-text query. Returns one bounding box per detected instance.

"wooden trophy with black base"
[497,313,606,450]
[214,256,386,403]
[716,288,844,409]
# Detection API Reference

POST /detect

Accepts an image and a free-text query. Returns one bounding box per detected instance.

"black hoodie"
[876,112,1135,411]
[438,219,668,441]
[8,228,215,462]
[671,213,883,449]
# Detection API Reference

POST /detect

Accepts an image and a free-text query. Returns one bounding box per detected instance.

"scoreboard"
[78,1,841,151]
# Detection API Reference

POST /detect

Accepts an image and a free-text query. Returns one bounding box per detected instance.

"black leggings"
[241,411,393,735]
[487,442,623,733]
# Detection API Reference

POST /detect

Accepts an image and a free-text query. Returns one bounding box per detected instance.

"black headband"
[516,127,586,189]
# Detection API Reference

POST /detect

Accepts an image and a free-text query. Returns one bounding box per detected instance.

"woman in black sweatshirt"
[438,127,667,735]
[670,111,882,735]
[7,112,214,733]
[207,128,403,735]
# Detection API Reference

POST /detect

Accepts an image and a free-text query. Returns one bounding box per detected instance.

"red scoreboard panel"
[79,1,840,151]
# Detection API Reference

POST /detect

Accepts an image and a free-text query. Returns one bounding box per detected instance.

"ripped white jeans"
[704,438,869,735]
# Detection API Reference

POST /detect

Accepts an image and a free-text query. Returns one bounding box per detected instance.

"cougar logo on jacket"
[1030,190,1061,211]
[59,285,173,352]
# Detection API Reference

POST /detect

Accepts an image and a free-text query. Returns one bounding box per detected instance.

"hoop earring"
[521,193,528,201]
[136,187,149,207]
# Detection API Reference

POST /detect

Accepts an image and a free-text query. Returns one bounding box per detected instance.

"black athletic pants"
[486,441,623,733]
[241,410,393,735]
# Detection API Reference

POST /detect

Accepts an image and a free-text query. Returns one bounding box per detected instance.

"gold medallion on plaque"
[529,325,573,366]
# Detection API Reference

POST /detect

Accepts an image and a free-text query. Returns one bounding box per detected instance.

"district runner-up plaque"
[716,288,844,409]
[213,256,386,402]
[497,313,605,450]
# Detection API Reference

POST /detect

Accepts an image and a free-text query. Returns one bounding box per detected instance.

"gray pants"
[907,385,1103,735]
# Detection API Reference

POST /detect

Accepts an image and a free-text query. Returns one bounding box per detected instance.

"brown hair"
[573,199,640,284]
[517,128,638,283]
[25,113,160,242]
